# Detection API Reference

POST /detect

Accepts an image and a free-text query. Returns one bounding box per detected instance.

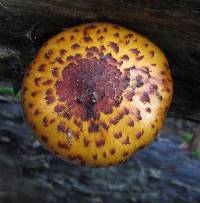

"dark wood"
[0,0,200,120]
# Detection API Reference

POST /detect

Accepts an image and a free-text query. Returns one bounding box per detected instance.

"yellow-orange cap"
[22,22,173,167]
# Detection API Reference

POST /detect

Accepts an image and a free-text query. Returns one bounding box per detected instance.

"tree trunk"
[0,0,200,121]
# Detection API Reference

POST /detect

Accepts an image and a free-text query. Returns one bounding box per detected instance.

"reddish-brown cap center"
[56,56,129,120]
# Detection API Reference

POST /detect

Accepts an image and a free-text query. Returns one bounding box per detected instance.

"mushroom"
[22,22,173,167]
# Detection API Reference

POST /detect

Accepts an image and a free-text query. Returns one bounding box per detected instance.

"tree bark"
[0,0,200,120]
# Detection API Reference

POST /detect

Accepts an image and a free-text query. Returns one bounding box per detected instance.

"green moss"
[0,86,21,101]
[192,147,200,159]
[181,132,193,143]
[0,86,14,96]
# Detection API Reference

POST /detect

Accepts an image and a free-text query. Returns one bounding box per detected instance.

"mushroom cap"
[22,22,173,167]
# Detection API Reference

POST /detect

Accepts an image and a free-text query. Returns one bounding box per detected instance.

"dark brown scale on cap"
[110,148,116,155]
[122,136,130,145]
[130,48,140,55]
[74,54,82,60]
[57,141,70,149]
[104,27,107,33]
[23,86,28,93]
[156,93,163,101]
[146,108,151,113]
[74,132,80,140]
[136,55,144,61]
[125,40,130,45]
[123,108,129,115]
[34,77,42,86]
[71,43,80,49]
[38,64,46,72]
[45,95,55,104]
[41,134,48,143]
[162,79,167,86]
[86,52,94,58]
[60,49,67,56]
[166,88,171,93]
[103,152,107,158]
[86,47,99,54]
[52,67,59,77]
[57,122,66,132]
[100,45,106,52]
[28,102,33,109]
[123,151,129,157]
[110,112,124,125]
[88,121,99,133]
[43,117,48,127]
[66,55,74,62]
[121,55,129,61]
[31,91,37,97]
[109,42,119,53]
[73,118,82,129]
[55,104,65,113]
[99,121,109,131]
[150,84,158,93]
[160,71,166,75]
[149,50,155,58]
[96,139,105,148]
[93,154,98,160]
[83,36,92,42]
[70,35,75,41]
[42,79,53,86]
[136,130,144,139]
[46,88,53,96]
[83,137,90,147]
[56,36,65,43]
[114,32,120,38]
[96,29,101,34]
[63,109,72,119]
[49,118,55,124]
[136,109,142,121]
[125,91,135,101]
[97,36,104,41]
[31,123,37,130]
[128,119,134,127]
[45,49,54,59]
[124,34,133,39]
[110,118,119,125]
[140,92,150,103]
[34,108,40,116]
[55,57,64,64]
[83,24,96,35]
[114,132,122,139]
[136,75,144,88]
